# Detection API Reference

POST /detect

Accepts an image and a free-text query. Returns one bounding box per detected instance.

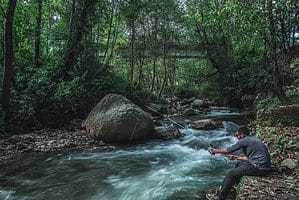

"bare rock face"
[83,94,154,142]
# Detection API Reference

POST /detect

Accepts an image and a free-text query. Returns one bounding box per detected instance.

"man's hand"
[225,155,248,161]
[210,148,228,154]
[225,155,238,160]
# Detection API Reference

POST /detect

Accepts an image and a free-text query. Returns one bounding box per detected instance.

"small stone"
[280,159,297,170]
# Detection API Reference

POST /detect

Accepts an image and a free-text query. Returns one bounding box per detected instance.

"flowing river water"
[0,107,246,200]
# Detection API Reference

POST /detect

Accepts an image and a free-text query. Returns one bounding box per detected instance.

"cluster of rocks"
[0,93,242,164]
[0,94,225,164]
[165,96,217,116]
[83,93,237,144]
[0,129,112,164]
[145,97,223,130]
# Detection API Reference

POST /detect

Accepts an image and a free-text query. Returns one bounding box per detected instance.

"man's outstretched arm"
[225,155,248,161]
[211,148,229,154]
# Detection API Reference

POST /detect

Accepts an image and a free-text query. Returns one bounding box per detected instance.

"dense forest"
[0,0,298,133]
[0,1,299,199]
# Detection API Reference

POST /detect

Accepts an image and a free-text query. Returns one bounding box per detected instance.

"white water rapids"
[0,110,244,200]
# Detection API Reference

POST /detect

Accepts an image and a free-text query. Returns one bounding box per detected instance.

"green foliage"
[166,59,218,98]
[165,84,200,98]
[256,97,281,126]
[24,60,144,123]
[256,97,281,110]
[1,0,298,133]
[257,99,299,127]
[165,82,216,99]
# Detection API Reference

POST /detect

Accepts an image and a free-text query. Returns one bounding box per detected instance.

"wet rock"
[145,103,168,116]
[152,125,181,140]
[182,108,198,116]
[191,119,221,130]
[192,99,209,108]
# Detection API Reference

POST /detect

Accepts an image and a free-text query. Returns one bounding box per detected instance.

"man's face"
[235,131,243,140]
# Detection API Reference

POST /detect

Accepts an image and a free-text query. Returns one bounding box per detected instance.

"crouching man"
[206,127,271,200]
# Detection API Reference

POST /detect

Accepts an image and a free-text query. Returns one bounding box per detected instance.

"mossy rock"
[257,104,299,126]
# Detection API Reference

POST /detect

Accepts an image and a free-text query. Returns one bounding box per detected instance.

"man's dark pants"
[219,161,270,200]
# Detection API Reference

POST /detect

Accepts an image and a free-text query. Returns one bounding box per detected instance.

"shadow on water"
[0,107,245,200]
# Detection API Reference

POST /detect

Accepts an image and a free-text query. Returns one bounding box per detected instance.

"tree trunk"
[69,0,76,38]
[1,0,17,112]
[34,0,43,68]
[267,0,290,104]
[1,18,4,67]
[280,16,287,53]
[95,22,101,57]
[151,59,156,92]
[61,0,95,80]
[128,19,135,82]
[158,33,167,99]
[46,18,50,56]
[107,10,120,65]
[102,0,114,64]
[136,25,146,88]
[151,18,158,92]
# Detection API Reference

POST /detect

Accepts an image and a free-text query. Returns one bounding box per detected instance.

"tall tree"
[61,0,96,80]
[34,0,43,68]
[1,0,17,112]
[266,0,290,104]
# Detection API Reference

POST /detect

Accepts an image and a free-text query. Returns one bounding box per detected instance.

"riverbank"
[237,126,299,200]
[0,129,114,164]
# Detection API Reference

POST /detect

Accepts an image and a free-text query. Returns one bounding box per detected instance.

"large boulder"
[83,94,154,142]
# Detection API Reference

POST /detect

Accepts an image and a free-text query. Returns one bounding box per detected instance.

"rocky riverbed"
[0,129,114,164]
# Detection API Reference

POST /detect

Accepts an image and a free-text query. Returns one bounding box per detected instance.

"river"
[0,107,246,200]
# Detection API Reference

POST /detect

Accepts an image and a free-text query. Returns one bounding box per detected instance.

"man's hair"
[237,127,250,135]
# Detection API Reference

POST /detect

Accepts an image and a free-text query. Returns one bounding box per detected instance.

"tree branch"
[0,5,5,18]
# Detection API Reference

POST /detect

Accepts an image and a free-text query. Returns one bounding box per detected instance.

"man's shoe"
[205,188,220,200]
[205,192,218,200]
